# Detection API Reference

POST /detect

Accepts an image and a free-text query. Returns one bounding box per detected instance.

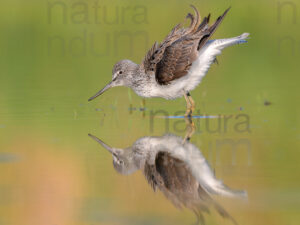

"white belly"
[148,48,216,100]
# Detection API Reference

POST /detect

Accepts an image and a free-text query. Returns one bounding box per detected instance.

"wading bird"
[88,5,249,117]
[88,133,247,224]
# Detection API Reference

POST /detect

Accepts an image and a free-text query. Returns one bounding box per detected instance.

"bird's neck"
[131,139,158,168]
[127,66,157,98]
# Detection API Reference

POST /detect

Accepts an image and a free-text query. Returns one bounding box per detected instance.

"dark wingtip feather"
[221,7,231,20]
[196,13,211,32]
[209,6,231,34]
[197,7,231,50]
[207,13,211,23]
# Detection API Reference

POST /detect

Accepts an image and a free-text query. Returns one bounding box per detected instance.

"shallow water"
[1,94,299,225]
[0,0,299,225]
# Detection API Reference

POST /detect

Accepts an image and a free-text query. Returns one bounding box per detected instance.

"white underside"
[143,33,249,99]
[134,134,247,198]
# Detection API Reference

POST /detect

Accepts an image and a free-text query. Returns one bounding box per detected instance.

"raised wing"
[144,151,237,224]
[144,151,208,210]
[142,6,230,85]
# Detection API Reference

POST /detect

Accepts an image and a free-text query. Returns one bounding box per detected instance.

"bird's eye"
[119,71,123,75]
[119,160,124,165]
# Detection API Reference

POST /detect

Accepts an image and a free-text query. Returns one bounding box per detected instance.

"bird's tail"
[206,33,250,51]
[193,187,239,225]
[196,32,249,71]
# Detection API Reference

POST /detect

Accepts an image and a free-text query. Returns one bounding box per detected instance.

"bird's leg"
[183,117,196,143]
[188,93,195,113]
[184,93,191,117]
[184,92,195,118]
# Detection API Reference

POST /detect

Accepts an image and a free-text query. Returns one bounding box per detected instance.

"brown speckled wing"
[144,151,205,210]
[142,6,230,85]
[144,151,237,223]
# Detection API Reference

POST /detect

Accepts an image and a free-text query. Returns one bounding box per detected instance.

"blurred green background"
[0,0,299,224]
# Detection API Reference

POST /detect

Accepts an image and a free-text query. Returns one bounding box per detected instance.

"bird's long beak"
[88,81,113,101]
[88,133,118,155]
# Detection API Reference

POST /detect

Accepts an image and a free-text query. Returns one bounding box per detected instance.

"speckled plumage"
[89,133,247,225]
[88,5,249,103]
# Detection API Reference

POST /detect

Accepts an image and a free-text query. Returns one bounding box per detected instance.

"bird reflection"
[89,130,247,225]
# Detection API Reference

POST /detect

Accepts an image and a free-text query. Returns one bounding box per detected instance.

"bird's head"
[88,60,138,101]
[88,134,138,175]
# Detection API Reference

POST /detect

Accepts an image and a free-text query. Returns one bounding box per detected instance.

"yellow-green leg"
[183,117,196,143]
[184,92,195,118]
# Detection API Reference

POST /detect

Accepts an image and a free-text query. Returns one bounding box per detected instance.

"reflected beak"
[88,81,113,101]
[88,133,118,155]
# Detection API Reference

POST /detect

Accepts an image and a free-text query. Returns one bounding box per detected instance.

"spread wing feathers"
[143,151,237,224]
[142,5,230,85]
[144,151,209,212]
[197,7,231,50]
